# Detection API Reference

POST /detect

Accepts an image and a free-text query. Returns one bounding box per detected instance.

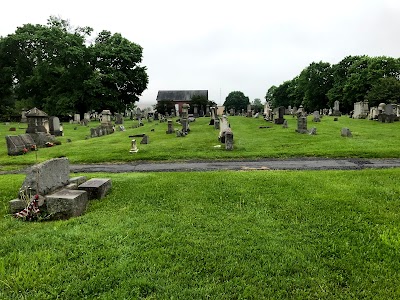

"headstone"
[296,116,308,134]
[21,110,27,123]
[309,127,317,135]
[118,125,126,131]
[166,119,174,134]
[181,118,189,133]
[247,104,252,117]
[5,135,26,156]
[101,110,112,125]
[225,128,234,151]
[115,113,124,125]
[206,105,210,117]
[312,111,321,122]
[193,104,199,118]
[214,118,220,130]
[19,134,36,148]
[140,135,149,144]
[20,157,70,196]
[282,120,288,128]
[49,116,62,136]
[274,106,285,124]
[78,178,112,200]
[332,101,342,116]
[74,114,81,124]
[129,139,138,153]
[84,112,91,121]
[217,106,225,116]
[353,101,369,119]
[26,107,48,134]
[341,128,352,137]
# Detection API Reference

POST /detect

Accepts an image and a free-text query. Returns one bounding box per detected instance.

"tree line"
[0,16,148,120]
[266,55,400,113]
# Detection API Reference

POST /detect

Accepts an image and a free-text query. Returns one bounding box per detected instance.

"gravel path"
[67,158,400,173]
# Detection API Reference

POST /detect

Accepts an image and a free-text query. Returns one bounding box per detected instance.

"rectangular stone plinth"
[78,178,112,200]
[46,189,88,220]
[69,176,87,185]
[9,199,26,214]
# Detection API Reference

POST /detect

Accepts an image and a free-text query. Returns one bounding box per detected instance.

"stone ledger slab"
[78,178,112,200]
[46,189,88,220]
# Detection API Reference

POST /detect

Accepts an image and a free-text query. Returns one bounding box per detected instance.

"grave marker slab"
[78,178,112,200]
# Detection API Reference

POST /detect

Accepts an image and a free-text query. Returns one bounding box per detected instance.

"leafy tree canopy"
[223,91,250,112]
[0,16,148,118]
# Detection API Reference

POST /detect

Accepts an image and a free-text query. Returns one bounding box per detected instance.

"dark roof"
[156,90,208,102]
[25,107,48,117]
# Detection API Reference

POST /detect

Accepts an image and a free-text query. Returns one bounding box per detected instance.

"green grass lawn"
[1,115,400,169]
[1,169,400,299]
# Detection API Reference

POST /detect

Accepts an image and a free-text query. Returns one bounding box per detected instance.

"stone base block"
[46,189,88,220]
[9,199,26,214]
[78,178,112,200]
[69,176,87,185]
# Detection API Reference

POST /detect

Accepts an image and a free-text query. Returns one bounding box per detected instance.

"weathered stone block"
[341,128,352,137]
[45,189,88,220]
[69,176,87,186]
[21,157,70,196]
[78,178,112,200]
[9,199,26,214]
[65,183,78,190]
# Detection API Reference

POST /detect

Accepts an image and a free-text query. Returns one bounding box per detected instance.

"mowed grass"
[1,169,400,299]
[1,115,400,168]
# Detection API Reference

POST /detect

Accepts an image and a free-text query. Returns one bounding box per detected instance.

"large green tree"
[85,30,148,113]
[223,91,250,112]
[365,77,400,106]
[0,17,148,117]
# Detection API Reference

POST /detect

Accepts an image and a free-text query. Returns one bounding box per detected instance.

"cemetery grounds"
[1,116,400,299]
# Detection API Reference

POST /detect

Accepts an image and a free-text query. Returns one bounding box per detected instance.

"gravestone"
[5,135,26,155]
[282,120,288,128]
[46,189,88,220]
[296,117,308,134]
[166,119,174,134]
[140,135,149,144]
[26,107,48,134]
[353,101,369,119]
[129,139,138,153]
[225,128,234,151]
[193,104,199,118]
[21,157,70,196]
[118,125,126,131]
[274,106,285,124]
[84,112,91,121]
[74,114,80,124]
[101,110,112,125]
[341,128,352,137]
[309,127,317,135]
[19,134,36,148]
[21,110,27,123]
[115,113,124,125]
[181,118,189,133]
[312,111,321,122]
[332,101,342,116]
[49,116,62,136]
[247,104,252,117]
[214,118,220,130]
[78,178,112,200]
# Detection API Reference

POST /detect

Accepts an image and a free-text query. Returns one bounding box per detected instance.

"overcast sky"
[1,0,399,108]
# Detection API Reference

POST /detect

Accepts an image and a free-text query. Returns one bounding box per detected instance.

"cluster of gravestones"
[5,107,60,156]
[352,101,400,123]
[9,158,112,221]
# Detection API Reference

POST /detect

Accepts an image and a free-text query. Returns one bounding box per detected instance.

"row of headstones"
[283,116,352,137]
[9,158,112,221]
[353,101,400,122]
